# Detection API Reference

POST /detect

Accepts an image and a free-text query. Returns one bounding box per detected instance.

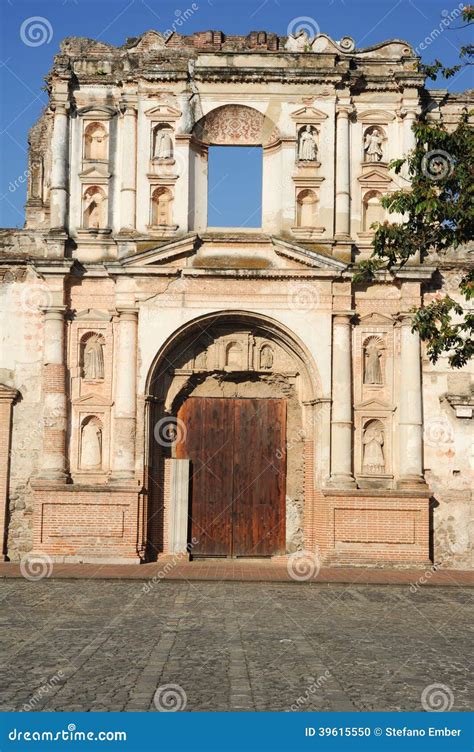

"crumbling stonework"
[0,29,471,567]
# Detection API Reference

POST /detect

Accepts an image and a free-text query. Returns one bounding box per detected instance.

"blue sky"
[0,0,472,228]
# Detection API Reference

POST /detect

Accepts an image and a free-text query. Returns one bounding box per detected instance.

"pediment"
[357,109,396,123]
[75,309,112,321]
[144,104,182,121]
[272,238,347,271]
[359,312,394,324]
[355,398,394,411]
[291,106,328,123]
[73,393,113,407]
[120,234,198,268]
[117,233,347,275]
[358,168,392,185]
[76,105,116,120]
[79,165,111,180]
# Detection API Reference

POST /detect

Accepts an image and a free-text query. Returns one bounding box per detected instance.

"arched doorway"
[145,312,318,560]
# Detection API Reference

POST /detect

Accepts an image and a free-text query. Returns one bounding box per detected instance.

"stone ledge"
[31,481,142,493]
[321,487,431,498]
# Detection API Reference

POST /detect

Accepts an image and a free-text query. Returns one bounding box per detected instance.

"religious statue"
[260,345,273,369]
[298,125,317,161]
[83,334,104,380]
[364,340,383,385]
[154,128,173,159]
[83,189,106,229]
[364,128,384,162]
[80,419,102,469]
[362,422,385,474]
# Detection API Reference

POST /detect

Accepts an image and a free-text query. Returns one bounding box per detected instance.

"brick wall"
[32,484,142,563]
[315,490,430,566]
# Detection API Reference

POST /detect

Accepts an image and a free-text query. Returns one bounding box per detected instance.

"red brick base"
[31,483,144,563]
[28,479,431,567]
[314,489,431,566]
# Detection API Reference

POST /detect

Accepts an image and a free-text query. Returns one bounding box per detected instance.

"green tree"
[355,6,473,368]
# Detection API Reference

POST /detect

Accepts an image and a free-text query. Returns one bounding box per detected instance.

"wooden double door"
[176,397,286,557]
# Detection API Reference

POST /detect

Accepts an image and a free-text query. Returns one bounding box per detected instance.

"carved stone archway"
[144,312,320,561]
[192,104,280,146]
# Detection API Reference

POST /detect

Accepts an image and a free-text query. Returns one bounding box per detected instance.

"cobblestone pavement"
[0,580,472,712]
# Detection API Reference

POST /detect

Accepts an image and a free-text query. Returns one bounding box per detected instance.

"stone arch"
[192,104,280,146]
[144,311,321,561]
[296,188,318,227]
[83,121,108,160]
[151,186,173,226]
[363,189,384,231]
[146,311,320,402]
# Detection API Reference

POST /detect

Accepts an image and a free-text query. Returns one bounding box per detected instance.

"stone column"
[398,314,425,487]
[334,107,351,239]
[38,307,68,482]
[402,108,417,157]
[111,308,138,481]
[50,103,69,231]
[0,385,18,559]
[329,312,355,487]
[119,99,137,232]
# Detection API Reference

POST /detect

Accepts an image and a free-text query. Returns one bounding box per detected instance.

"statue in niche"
[154,128,173,159]
[298,125,317,161]
[83,187,106,229]
[364,127,384,162]
[80,418,102,469]
[83,334,105,380]
[362,421,385,474]
[260,345,273,370]
[364,340,383,385]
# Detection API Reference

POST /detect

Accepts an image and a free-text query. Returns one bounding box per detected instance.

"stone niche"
[147,324,307,556]
[354,313,395,488]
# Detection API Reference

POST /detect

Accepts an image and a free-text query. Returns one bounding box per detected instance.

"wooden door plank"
[177,398,234,556]
[232,398,286,556]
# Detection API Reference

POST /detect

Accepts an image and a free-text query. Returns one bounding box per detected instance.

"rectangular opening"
[207,146,262,228]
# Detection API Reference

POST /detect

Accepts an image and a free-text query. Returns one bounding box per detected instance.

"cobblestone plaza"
[1,580,471,712]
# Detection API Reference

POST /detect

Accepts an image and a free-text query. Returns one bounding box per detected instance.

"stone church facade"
[0,29,472,567]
